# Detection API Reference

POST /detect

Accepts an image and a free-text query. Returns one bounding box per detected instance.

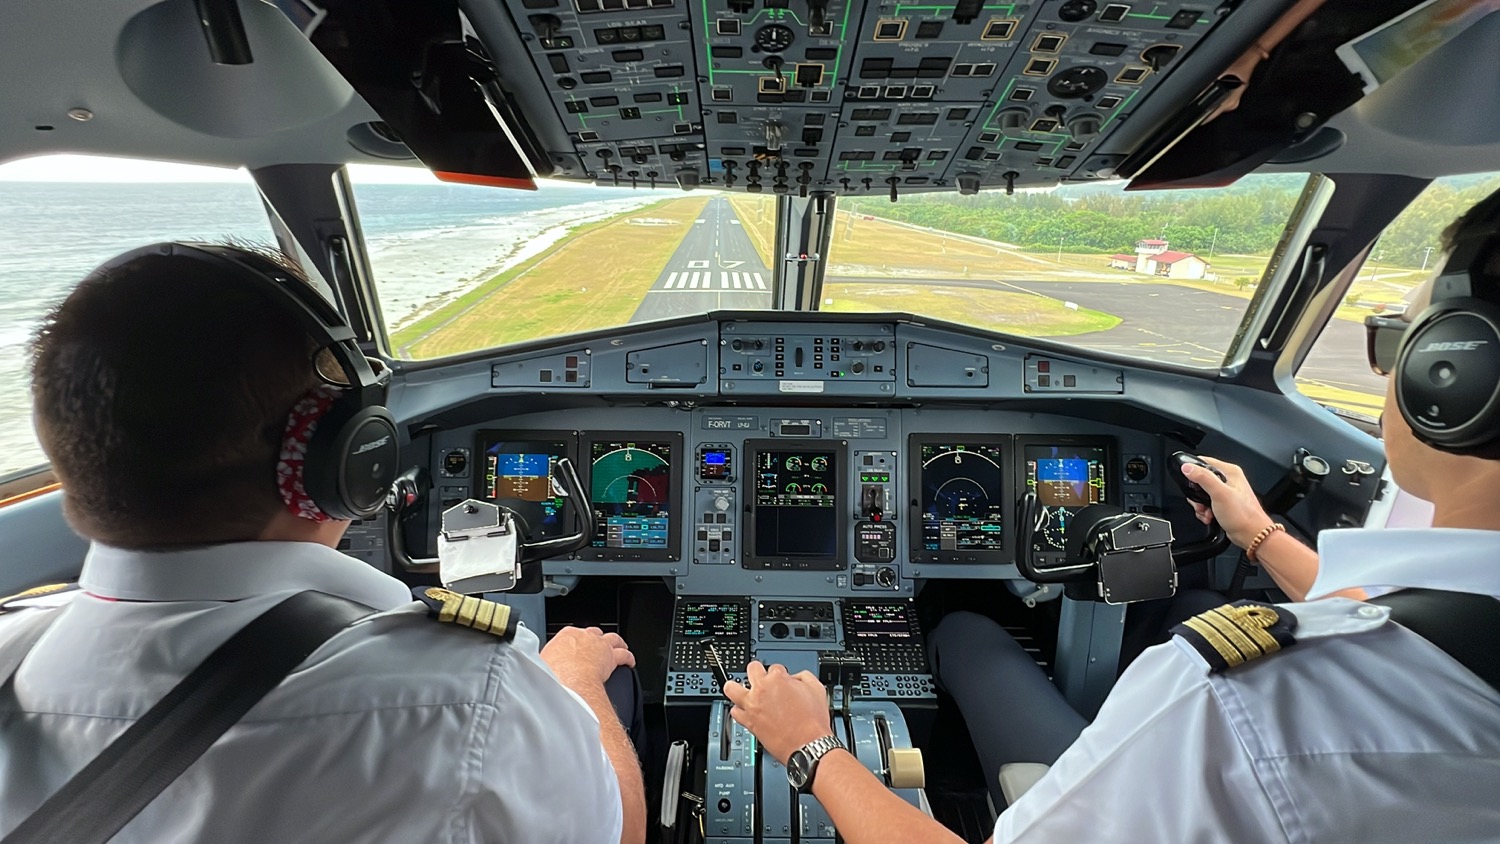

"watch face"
[786,750,812,789]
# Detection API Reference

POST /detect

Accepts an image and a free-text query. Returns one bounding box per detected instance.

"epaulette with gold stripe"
[1171,600,1298,673]
[0,583,79,613]
[412,587,518,640]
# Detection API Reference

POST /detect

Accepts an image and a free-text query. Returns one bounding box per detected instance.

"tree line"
[842,173,1500,268]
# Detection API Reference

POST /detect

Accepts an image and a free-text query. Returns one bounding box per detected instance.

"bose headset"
[1394,191,1500,454]
[102,242,399,520]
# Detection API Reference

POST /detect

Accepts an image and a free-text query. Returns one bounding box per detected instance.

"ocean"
[0,179,658,476]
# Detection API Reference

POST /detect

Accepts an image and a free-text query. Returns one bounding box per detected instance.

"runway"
[631,195,774,322]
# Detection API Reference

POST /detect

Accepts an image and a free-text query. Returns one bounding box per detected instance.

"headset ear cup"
[1395,297,1500,454]
[303,399,399,521]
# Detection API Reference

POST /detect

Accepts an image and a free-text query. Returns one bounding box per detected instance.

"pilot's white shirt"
[0,541,624,844]
[995,528,1500,843]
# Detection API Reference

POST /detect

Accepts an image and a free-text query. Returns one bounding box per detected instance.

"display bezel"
[1016,435,1118,555]
[578,430,684,562]
[472,429,577,544]
[743,439,848,571]
[908,433,1013,564]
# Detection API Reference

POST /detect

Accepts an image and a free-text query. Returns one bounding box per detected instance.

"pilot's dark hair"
[30,244,322,549]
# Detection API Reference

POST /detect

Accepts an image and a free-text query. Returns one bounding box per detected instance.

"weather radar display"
[919,442,1005,552]
[1025,444,1108,553]
[589,439,673,549]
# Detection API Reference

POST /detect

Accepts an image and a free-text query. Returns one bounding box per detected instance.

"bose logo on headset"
[353,436,393,455]
[1417,340,1489,352]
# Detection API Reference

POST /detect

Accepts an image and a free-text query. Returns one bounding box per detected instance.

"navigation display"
[917,440,1006,554]
[583,432,681,560]
[476,432,571,541]
[747,443,842,568]
[678,602,746,638]
[1024,443,1110,553]
[844,603,914,640]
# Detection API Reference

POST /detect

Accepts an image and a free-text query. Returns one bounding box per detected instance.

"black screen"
[753,449,838,558]
[588,438,673,550]
[1024,444,1108,553]
[476,434,570,540]
[918,441,1005,552]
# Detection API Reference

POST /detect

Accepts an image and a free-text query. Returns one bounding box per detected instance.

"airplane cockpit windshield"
[4,0,1500,840]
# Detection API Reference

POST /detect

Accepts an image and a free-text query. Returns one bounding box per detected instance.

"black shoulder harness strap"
[0,590,372,844]
[1372,588,1500,695]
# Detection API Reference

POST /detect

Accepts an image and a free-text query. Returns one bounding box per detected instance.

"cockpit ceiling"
[8,0,1500,190]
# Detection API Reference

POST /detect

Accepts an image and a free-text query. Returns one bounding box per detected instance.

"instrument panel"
[403,318,1181,596]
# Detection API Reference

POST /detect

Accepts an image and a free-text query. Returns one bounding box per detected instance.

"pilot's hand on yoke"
[540,626,637,688]
[723,660,833,765]
[1182,456,1274,549]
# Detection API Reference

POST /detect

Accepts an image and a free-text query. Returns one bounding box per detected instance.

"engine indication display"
[584,432,681,561]
[476,432,572,541]
[746,442,845,570]
[1024,442,1109,553]
[918,441,1006,553]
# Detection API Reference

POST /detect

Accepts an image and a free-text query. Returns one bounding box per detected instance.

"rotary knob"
[713,496,731,511]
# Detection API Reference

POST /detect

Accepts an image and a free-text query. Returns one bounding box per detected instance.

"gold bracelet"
[1245,523,1285,563]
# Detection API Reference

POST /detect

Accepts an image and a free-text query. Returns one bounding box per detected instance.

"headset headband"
[98,242,389,401]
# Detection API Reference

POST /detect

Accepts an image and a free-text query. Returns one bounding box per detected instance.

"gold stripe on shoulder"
[1172,601,1298,674]
[412,586,517,641]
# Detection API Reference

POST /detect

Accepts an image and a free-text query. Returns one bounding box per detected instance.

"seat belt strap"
[0,590,372,844]
[1372,588,1500,695]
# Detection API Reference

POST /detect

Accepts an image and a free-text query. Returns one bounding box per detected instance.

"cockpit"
[3,0,1500,841]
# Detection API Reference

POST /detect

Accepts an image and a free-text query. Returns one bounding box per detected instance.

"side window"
[1297,172,1500,418]
[0,156,277,477]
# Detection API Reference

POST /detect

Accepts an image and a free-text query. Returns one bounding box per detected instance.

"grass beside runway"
[393,196,710,358]
[725,195,776,269]
[821,282,1121,337]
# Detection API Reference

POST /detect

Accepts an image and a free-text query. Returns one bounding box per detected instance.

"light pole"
[1057,233,1065,263]
[1208,226,1219,259]
[1421,245,1435,270]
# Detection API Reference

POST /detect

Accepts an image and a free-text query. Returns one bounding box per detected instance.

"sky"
[0,155,444,184]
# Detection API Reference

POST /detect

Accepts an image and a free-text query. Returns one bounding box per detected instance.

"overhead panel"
[491,0,1235,193]
[942,0,1213,189]
[500,0,712,188]
[696,0,860,195]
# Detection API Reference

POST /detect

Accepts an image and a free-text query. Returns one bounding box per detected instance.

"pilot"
[0,244,646,843]
[725,190,1500,842]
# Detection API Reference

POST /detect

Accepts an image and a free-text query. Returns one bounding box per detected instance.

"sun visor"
[281,0,546,189]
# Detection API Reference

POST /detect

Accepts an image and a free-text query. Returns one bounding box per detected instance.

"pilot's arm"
[1184,457,1365,602]
[728,646,1283,844]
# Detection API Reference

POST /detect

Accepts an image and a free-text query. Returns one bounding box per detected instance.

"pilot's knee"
[929,611,1015,674]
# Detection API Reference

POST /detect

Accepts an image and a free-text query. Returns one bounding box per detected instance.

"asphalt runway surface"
[631,195,773,322]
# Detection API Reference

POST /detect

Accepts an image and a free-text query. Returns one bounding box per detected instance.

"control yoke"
[417,458,593,594]
[1017,493,1178,604]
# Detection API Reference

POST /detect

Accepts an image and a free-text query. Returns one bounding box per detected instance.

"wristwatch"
[786,735,844,792]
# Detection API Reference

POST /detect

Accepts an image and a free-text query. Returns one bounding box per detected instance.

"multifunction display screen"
[1025,444,1109,553]
[477,434,570,540]
[918,441,1006,553]
[752,449,838,559]
[589,439,673,551]
[698,447,732,482]
[844,603,915,640]
[677,602,746,638]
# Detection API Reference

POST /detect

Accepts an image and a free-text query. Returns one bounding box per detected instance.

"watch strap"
[794,734,844,792]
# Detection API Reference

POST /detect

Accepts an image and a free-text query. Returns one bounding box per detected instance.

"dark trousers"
[928,612,1086,808]
[604,665,647,749]
[926,590,1225,807]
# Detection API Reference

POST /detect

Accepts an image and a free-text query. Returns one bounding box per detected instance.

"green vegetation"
[1372,174,1500,266]
[393,196,707,358]
[843,175,1308,257]
[823,282,1121,337]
